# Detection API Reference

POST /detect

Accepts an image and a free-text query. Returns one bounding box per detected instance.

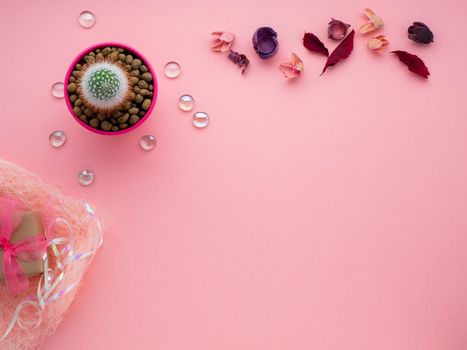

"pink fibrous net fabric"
[0,160,102,349]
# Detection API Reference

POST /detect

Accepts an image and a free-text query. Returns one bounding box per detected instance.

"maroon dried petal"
[391,50,430,78]
[228,50,250,74]
[321,29,355,75]
[408,22,434,44]
[328,18,350,41]
[303,32,329,56]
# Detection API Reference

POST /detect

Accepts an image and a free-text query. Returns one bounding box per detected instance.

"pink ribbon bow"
[0,197,49,294]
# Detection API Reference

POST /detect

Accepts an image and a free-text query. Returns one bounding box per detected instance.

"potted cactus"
[65,42,157,135]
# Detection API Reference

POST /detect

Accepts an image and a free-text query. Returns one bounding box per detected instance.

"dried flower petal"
[252,27,279,59]
[279,53,304,78]
[368,35,389,52]
[359,8,383,34]
[228,50,249,74]
[321,29,355,75]
[211,31,236,52]
[408,22,434,44]
[303,32,329,56]
[328,18,351,40]
[391,50,430,78]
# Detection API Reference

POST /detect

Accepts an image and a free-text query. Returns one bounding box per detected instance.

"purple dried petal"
[408,22,434,44]
[328,18,350,40]
[252,27,279,59]
[228,50,250,74]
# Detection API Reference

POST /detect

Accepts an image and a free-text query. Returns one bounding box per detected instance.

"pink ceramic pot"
[64,42,157,135]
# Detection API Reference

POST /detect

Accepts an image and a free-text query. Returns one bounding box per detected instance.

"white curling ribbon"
[1,201,103,340]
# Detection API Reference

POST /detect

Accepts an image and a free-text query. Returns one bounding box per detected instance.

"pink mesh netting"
[0,159,102,349]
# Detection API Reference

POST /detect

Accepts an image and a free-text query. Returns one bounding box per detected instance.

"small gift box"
[0,203,48,294]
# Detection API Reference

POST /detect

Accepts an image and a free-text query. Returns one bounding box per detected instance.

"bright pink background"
[1,0,467,349]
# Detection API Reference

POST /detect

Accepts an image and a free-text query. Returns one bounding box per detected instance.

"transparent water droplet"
[78,169,94,186]
[164,61,181,78]
[51,82,64,98]
[192,112,209,128]
[78,10,96,29]
[49,130,67,148]
[178,94,195,112]
[139,134,156,151]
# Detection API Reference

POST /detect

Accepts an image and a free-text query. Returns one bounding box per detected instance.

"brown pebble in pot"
[129,115,140,124]
[101,121,112,131]
[142,99,151,111]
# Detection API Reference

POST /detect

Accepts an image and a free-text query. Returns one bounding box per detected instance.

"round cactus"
[77,60,132,114]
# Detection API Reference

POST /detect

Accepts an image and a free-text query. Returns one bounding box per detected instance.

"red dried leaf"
[391,50,430,78]
[321,29,355,75]
[303,32,329,57]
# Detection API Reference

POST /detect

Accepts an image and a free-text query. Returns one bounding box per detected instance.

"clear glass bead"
[164,61,181,78]
[78,11,96,29]
[178,94,194,112]
[49,130,66,148]
[192,112,209,128]
[139,134,156,151]
[51,82,64,98]
[78,169,94,186]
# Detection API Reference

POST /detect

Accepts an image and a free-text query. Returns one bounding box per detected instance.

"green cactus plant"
[77,59,132,114]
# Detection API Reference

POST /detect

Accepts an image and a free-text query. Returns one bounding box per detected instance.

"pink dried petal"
[363,8,376,18]
[359,8,383,34]
[211,31,235,52]
[368,35,389,52]
[279,53,304,78]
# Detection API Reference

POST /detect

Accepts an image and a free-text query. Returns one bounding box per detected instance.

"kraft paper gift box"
[0,211,45,281]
